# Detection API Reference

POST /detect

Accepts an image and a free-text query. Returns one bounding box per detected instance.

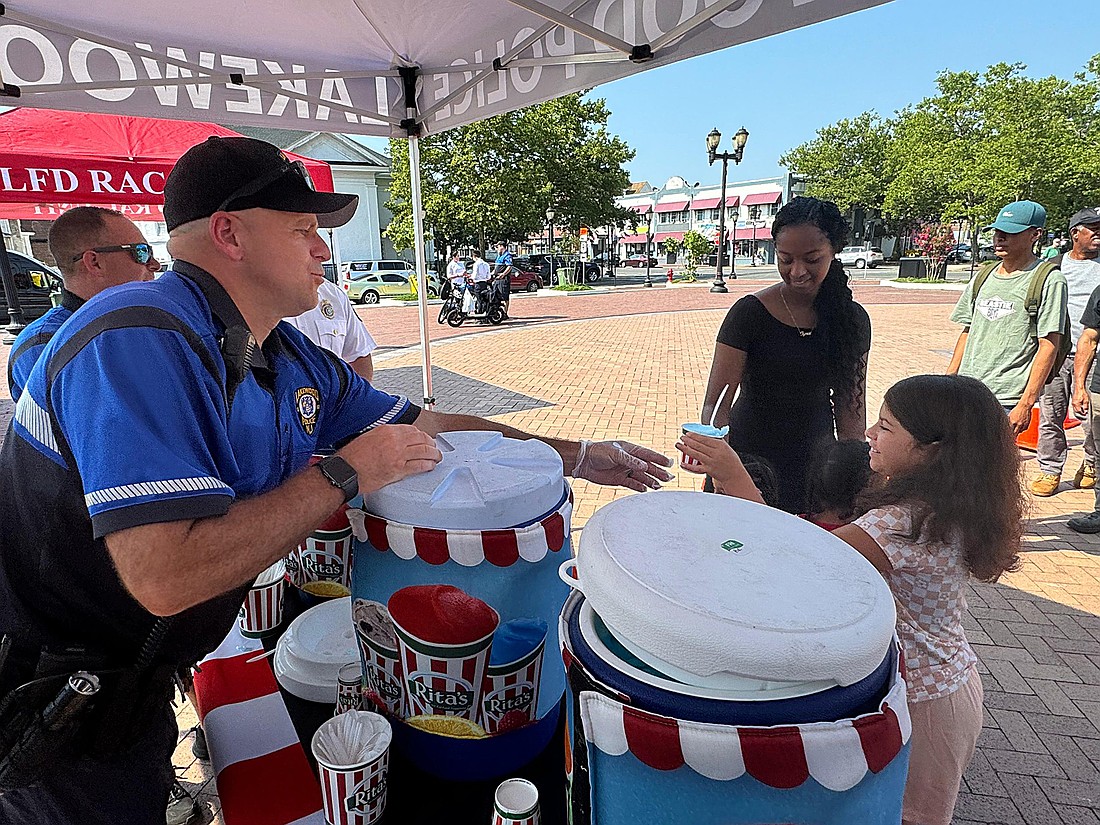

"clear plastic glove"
[572,440,675,492]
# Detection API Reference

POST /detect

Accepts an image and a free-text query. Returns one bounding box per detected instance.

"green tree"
[385,94,635,258]
[680,230,710,282]
[780,55,1100,248]
[779,112,893,214]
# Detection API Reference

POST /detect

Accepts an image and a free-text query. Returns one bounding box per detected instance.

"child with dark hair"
[803,440,872,530]
[680,374,1023,825]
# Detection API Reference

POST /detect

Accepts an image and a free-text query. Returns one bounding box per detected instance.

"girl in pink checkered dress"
[679,374,1023,825]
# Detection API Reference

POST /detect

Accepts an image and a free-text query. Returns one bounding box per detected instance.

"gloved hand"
[572,440,675,492]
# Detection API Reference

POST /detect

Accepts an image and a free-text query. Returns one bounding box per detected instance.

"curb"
[878,279,967,292]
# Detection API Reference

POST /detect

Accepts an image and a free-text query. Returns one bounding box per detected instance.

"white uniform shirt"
[472,259,491,282]
[284,279,377,363]
[447,259,467,287]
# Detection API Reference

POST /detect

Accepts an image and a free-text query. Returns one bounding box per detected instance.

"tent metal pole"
[0,228,27,344]
[408,134,433,410]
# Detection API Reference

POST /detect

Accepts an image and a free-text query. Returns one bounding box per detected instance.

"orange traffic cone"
[1016,406,1081,451]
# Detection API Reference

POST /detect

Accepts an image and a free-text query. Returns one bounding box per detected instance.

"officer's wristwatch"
[316,455,359,503]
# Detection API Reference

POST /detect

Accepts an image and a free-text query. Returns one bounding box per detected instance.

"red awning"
[0,109,335,219]
[725,195,740,207]
[654,200,689,213]
[692,197,720,209]
[734,226,773,240]
[619,234,647,244]
[742,191,782,207]
[654,231,684,242]
[629,204,650,213]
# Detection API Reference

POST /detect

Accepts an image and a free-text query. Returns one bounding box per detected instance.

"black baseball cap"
[164,136,358,231]
[1070,207,1100,230]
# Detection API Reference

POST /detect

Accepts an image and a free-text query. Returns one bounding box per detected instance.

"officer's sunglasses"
[73,242,154,265]
[216,159,315,213]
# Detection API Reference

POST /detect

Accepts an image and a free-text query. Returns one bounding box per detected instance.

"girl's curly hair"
[857,374,1023,582]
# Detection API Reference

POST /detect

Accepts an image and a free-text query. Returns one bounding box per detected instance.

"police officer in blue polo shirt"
[7,206,160,402]
[0,137,673,824]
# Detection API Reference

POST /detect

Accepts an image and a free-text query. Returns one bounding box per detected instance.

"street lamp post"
[643,205,654,287]
[706,126,749,294]
[546,207,555,285]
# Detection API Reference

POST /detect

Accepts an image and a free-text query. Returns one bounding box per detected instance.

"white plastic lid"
[274,597,359,702]
[576,491,896,688]
[360,431,564,530]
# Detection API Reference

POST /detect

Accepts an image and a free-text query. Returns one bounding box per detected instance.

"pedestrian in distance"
[1033,207,1100,497]
[947,200,1068,442]
[492,241,514,319]
[678,373,1023,825]
[699,195,871,513]
[471,249,491,313]
[0,136,674,825]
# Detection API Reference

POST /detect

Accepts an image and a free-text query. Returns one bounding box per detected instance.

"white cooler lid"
[577,491,896,688]
[274,597,358,703]
[361,431,564,530]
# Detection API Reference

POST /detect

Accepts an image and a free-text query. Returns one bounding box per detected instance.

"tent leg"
[0,229,27,344]
[408,134,434,410]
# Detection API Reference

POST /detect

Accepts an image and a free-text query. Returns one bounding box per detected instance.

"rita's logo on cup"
[372,669,402,702]
[721,539,744,553]
[407,674,474,712]
[301,552,345,579]
[484,684,534,716]
[345,777,387,812]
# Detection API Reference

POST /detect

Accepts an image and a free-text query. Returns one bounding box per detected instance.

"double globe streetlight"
[706,126,749,294]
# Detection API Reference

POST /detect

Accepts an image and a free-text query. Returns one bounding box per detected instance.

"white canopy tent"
[0,0,890,404]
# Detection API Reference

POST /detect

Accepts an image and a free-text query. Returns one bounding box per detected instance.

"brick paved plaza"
[3,281,1098,823]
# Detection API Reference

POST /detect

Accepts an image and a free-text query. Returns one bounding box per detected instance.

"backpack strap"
[969,261,1000,312]
[1024,260,1060,322]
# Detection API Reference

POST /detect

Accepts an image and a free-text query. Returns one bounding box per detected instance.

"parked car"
[339,259,415,283]
[836,245,884,269]
[0,251,62,322]
[946,243,996,263]
[512,254,600,285]
[345,272,413,304]
[622,253,657,268]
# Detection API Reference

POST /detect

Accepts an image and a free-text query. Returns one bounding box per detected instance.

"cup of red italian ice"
[679,422,729,473]
[480,618,547,735]
[388,585,499,725]
[352,599,405,718]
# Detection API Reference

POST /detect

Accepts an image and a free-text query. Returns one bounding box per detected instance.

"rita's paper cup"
[492,778,541,825]
[238,560,285,638]
[679,422,729,474]
[336,662,364,716]
[481,636,545,735]
[392,610,499,722]
[353,601,405,719]
[290,523,354,597]
[312,711,392,825]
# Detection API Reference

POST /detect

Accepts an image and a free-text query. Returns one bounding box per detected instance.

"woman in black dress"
[700,197,871,513]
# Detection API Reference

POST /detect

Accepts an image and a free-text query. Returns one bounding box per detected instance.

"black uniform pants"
[0,701,177,825]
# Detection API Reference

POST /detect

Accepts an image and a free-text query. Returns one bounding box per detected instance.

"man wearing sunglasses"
[0,136,671,824]
[6,206,159,402]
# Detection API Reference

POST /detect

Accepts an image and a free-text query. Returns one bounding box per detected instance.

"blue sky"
[596,0,1099,187]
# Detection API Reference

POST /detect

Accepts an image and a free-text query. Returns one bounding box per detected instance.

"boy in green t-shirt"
[947,200,1068,445]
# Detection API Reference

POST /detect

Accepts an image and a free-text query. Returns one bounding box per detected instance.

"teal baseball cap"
[985,200,1047,234]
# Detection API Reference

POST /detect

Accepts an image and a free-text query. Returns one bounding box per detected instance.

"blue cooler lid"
[360,431,564,530]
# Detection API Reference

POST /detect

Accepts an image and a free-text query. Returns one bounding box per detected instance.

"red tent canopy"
[0,109,334,220]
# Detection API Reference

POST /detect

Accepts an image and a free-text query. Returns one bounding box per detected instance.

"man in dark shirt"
[0,137,672,824]
[492,241,514,318]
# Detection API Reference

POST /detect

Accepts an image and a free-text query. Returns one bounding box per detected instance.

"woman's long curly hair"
[771,197,867,408]
[857,375,1023,582]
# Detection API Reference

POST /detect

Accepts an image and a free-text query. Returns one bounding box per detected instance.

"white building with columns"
[232,127,398,268]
